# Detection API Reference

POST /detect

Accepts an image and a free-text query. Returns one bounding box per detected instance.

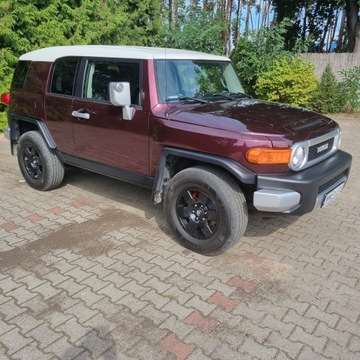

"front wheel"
[17,131,64,191]
[164,166,248,255]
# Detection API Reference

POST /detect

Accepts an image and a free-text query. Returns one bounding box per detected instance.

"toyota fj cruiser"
[1,45,352,255]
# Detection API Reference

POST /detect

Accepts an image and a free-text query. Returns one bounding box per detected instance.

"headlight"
[291,146,306,169]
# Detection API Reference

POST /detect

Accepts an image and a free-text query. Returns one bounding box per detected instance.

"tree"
[231,22,293,93]
[0,0,162,129]
[345,0,360,52]
[164,6,228,54]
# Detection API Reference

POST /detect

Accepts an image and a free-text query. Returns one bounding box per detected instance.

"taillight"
[1,93,11,106]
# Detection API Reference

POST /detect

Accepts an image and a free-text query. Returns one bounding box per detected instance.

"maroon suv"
[1,45,352,255]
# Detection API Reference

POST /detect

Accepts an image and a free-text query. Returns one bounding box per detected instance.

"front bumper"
[253,150,352,215]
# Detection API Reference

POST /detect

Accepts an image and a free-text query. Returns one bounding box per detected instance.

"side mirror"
[109,82,134,120]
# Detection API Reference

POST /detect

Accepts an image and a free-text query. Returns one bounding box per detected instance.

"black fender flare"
[8,113,57,154]
[152,147,256,204]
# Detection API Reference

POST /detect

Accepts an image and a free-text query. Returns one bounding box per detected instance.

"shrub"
[254,57,318,108]
[230,20,310,95]
[0,110,8,131]
[310,64,345,114]
[341,65,360,112]
[230,23,292,94]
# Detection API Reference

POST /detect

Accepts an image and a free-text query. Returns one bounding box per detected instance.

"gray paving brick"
[80,275,109,292]
[283,308,318,333]
[160,315,194,339]
[0,277,21,293]
[11,342,53,360]
[139,304,170,326]
[162,300,194,320]
[117,293,148,313]
[9,313,44,334]
[56,318,92,343]
[89,298,121,318]
[297,345,333,360]
[27,323,63,349]
[348,335,360,353]
[42,271,70,286]
[82,313,116,337]
[64,302,98,323]
[266,331,303,359]
[98,284,127,302]
[0,319,15,336]
[239,337,278,360]
[212,342,250,360]
[0,299,27,321]
[261,314,295,338]
[163,285,194,305]
[32,282,62,300]
[44,336,83,359]
[55,278,87,296]
[87,264,114,279]
[185,295,217,316]
[315,321,351,347]
[0,328,33,355]
[122,279,151,298]
[290,326,327,353]
[129,339,169,360]
[305,305,339,329]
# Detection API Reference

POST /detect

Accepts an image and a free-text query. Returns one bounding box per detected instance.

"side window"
[83,60,141,105]
[50,59,79,96]
[11,61,31,89]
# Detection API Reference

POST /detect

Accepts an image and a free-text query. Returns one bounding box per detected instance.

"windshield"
[155,60,245,103]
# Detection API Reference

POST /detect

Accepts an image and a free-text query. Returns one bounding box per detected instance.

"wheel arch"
[152,147,256,204]
[8,114,56,155]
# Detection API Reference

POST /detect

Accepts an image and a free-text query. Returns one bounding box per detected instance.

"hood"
[166,99,337,139]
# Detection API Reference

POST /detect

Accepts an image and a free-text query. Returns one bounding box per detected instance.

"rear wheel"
[164,166,248,255]
[17,131,64,191]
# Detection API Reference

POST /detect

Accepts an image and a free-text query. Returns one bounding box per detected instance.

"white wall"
[302,53,360,80]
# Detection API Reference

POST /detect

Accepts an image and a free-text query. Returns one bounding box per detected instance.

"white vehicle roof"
[19,45,230,62]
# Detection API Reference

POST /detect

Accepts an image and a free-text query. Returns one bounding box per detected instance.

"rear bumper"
[253,150,352,215]
[3,126,10,140]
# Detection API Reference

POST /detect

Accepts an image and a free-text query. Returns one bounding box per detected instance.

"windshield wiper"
[165,95,208,104]
[227,92,252,99]
[207,92,252,100]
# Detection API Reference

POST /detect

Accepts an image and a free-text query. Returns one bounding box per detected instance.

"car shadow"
[62,167,299,240]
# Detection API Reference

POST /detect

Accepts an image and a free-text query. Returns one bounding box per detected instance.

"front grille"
[318,170,346,194]
[290,128,340,172]
[308,138,334,161]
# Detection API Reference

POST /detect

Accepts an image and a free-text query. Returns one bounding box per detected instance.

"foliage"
[254,57,318,108]
[271,0,346,52]
[310,64,345,113]
[164,7,228,55]
[0,0,162,131]
[341,65,360,111]
[230,21,307,94]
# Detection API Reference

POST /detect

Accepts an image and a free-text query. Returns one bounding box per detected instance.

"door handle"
[72,110,90,120]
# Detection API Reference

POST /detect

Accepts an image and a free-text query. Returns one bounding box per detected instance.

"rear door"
[71,58,150,179]
[45,58,80,155]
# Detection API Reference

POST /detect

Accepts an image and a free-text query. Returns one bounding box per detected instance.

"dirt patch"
[0,208,148,270]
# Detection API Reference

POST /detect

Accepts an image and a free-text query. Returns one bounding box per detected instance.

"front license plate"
[322,182,345,207]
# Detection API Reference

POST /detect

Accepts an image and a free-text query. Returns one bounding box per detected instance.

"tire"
[17,131,64,191]
[164,166,248,255]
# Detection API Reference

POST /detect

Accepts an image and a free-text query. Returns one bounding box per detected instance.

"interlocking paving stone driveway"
[0,115,359,360]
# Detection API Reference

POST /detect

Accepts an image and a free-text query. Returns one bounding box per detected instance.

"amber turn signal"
[246,148,291,165]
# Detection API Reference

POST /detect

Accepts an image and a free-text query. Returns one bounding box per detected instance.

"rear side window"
[50,59,79,96]
[11,61,31,89]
